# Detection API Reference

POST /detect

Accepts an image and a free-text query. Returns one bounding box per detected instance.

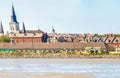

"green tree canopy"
[0,36,10,42]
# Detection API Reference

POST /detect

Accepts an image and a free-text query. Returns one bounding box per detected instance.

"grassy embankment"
[0,51,120,58]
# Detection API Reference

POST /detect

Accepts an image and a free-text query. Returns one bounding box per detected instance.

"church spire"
[22,22,26,35]
[0,22,4,33]
[11,4,18,23]
[9,2,20,34]
[52,26,55,34]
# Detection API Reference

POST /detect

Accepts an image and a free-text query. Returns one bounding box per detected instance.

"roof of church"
[20,29,44,34]
[11,33,43,37]
[20,22,44,34]
[26,30,44,33]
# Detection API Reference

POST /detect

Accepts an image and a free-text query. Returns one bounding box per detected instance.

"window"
[11,27,12,30]
[108,40,111,42]
[101,40,103,42]
[13,28,14,30]
[95,40,97,42]
[116,40,118,43]
[11,26,14,31]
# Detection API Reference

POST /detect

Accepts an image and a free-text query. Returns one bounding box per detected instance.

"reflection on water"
[0,59,120,78]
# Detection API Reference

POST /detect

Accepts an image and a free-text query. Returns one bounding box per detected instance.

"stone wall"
[0,42,107,51]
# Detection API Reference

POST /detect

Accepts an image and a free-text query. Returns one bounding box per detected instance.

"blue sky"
[0,0,120,34]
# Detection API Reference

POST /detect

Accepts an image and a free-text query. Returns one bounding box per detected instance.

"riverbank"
[0,72,95,78]
[0,53,120,58]
[0,51,120,58]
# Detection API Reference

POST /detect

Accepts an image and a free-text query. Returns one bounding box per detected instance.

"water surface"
[0,58,120,78]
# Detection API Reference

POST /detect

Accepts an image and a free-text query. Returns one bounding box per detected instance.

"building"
[9,5,44,43]
[9,5,19,34]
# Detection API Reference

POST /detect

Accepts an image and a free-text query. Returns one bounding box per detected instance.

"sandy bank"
[0,72,95,78]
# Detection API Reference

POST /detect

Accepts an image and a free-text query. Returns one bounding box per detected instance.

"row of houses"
[48,33,120,43]
[9,32,120,44]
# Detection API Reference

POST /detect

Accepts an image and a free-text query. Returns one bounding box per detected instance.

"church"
[2,5,45,43]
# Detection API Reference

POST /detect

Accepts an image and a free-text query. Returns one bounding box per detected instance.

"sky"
[0,0,120,34]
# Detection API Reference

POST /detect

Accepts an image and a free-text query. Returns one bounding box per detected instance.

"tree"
[0,36,11,42]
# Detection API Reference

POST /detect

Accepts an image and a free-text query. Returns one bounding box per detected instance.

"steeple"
[0,22,4,33]
[52,26,55,33]
[9,4,20,34]
[11,4,17,23]
[22,22,26,34]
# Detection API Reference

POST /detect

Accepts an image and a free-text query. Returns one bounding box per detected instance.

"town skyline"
[0,0,120,34]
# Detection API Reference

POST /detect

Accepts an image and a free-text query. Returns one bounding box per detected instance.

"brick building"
[9,5,44,43]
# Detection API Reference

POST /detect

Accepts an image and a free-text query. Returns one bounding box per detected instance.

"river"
[0,58,120,78]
